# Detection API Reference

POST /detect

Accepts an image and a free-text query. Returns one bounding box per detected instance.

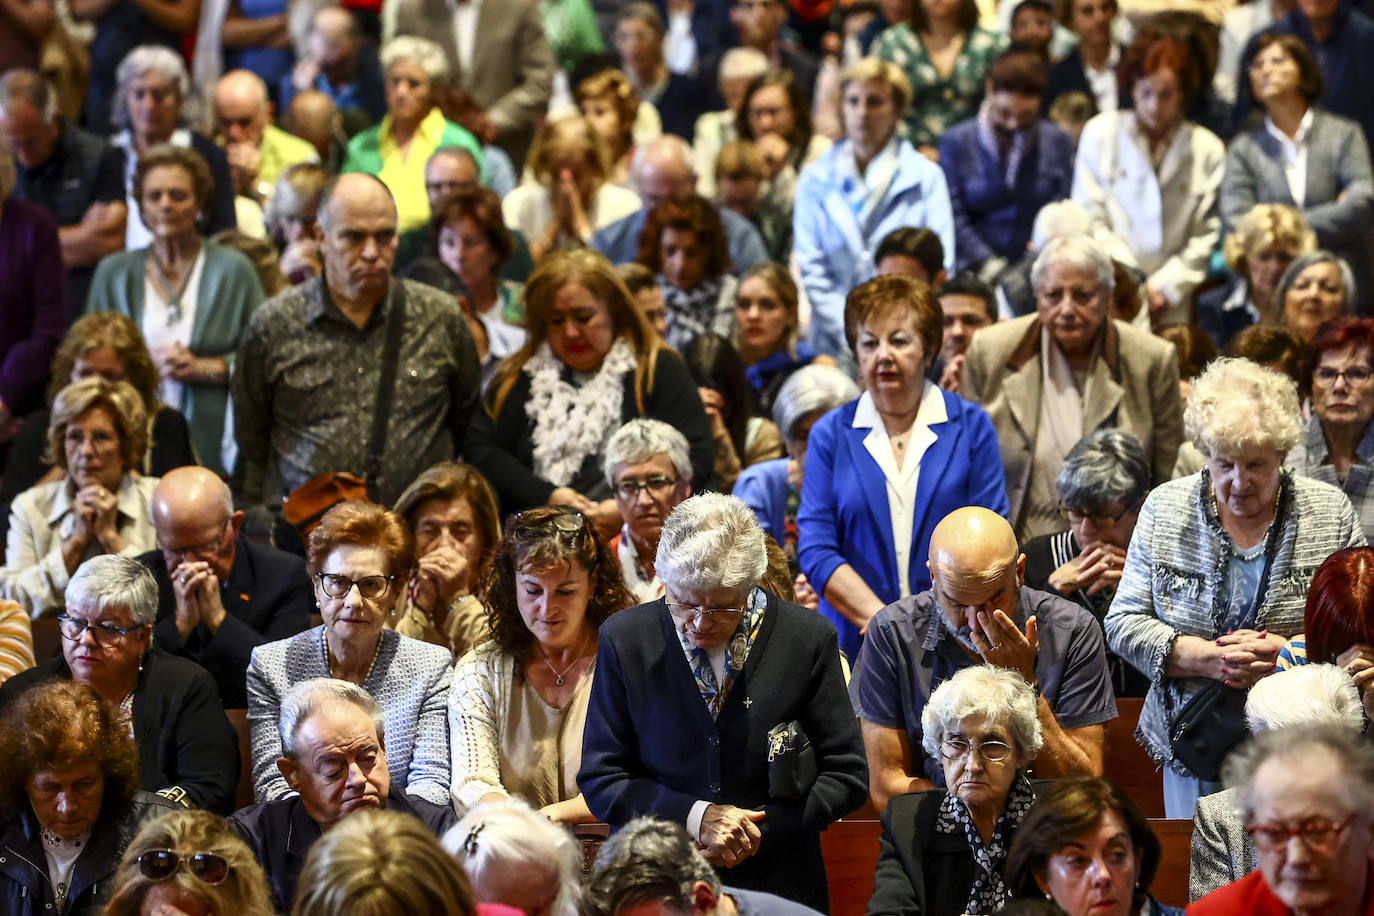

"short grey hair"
[655,493,767,593]
[1184,357,1301,458]
[0,68,59,125]
[380,36,450,87]
[1224,724,1374,818]
[65,555,159,626]
[583,817,720,916]
[112,46,193,132]
[443,798,582,916]
[264,162,329,229]
[1029,200,1090,252]
[1272,250,1357,317]
[426,144,479,173]
[718,47,769,86]
[920,666,1044,762]
[603,419,692,486]
[278,678,385,758]
[1244,664,1364,733]
[772,365,859,442]
[1056,429,1149,511]
[1031,234,1114,296]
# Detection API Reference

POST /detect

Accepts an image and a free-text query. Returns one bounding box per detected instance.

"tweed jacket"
[960,314,1183,538]
[1103,471,1364,774]
[1190,787,1256,902]
[246,625,453,804]
[1286,414,1374,543]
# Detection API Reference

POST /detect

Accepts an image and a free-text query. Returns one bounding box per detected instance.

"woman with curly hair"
[0,679,179,915]
[448,506,631,824]
[576,69,643,188]
[636,195,735,353]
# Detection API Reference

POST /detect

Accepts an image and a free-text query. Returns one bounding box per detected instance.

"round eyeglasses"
[316,573,395,600]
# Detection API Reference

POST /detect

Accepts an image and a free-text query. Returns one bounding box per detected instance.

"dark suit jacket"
[139,536,314,708]
[0,647,239,814]
[579,592,868,912]
[1042,47,1126,115]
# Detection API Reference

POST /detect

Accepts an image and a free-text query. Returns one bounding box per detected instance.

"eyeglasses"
[57,615,142,647]
[425,178,478,197]
[1246,815,1356,854]
[136,849,230,885]
[614,476,679,499]
[316,573,396,600]
[162,520,231,561]
[666,602,745,624]
[1313,366,1374,388]
[939,737,1015,762]
[1059,503,1134,526]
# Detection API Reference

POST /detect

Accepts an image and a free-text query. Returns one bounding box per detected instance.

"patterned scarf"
[679,587,767,719]
[935,774,1036,914]
[661,275,724,351]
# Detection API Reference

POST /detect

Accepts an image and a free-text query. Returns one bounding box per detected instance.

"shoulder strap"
[365,291,406,496]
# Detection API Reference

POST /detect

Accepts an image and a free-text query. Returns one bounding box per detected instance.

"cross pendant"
[743,697,753,708]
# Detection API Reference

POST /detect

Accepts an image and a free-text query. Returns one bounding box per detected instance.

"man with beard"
[848,505,1115,812]
[603,419,694,604]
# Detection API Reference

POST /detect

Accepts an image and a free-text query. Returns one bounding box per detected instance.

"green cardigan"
[87,243,265,476]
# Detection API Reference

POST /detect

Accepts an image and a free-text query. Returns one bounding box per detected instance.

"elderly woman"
[88,145,265,476]
[1071,32,1225,326]
[503,116,642,262]
[580,492,867,910]
[0,680,180,915]
[576,69,644,188]
[1277,549,1374,711]
[388,462,502,656]
[265,161,329,284]
[1197,204,1316,349]
[963,235,1184,541]
[246,500,453,804]
[794,56,955,360]
[1191,725,1374,914]
[1273,250,1357,344]
[798,274,1007,658]
[465,250,713,524]
[109,46,236,250]
[1005,777,1181,916]
[449,507,629,824]
[1022,430,1151,697]
[1223,34,1374,297]
[636,195,736,353]
[341,36,486,233]
[1104,357,1366,818]
[0,379,158,618]
[102,809,275,916]
[683,335,784,493]
[733,263,835,415]
[443,797,583,916]
[0,555,239,814]
[868,665,1043,915]
[734,70,829,214]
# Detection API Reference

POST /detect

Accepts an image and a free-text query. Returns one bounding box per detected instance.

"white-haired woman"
[579,493,867,912]
[869,665,1044,915]
[443,797,583,916]
[1105,357,1366,819]
[110,46,237,249]
[602,419,693,604]
[1271,249,1358,344]
[341,36,486,233]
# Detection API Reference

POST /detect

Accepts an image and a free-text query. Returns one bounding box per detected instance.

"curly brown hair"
[575,68,640,158]
[132,144,215,213]
[48,312,162,409]
[843,273,943,358]
[635,196,731,282]
[0,679,139,809]
[306,500,416,578]
[480,507,631,663]
[429,187,514,267]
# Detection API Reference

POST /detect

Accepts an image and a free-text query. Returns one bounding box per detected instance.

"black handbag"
[767,720,817,799]
[1168,680,1250,782]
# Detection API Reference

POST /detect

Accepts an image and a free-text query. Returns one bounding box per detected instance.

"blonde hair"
[839,57,913,119]
[1184,357,1301,459]
[528,115,610,188]
[575,69,639,154]
[46,378,149,472]
[1224,203,1317,273]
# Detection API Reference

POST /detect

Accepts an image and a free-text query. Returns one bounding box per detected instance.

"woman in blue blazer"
[797,275,1007,661]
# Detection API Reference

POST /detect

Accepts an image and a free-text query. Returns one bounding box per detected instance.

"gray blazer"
[1190,788,1256,902]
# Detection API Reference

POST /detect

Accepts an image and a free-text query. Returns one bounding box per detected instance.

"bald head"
[283,90,339,160]
[214,70,271,146]
[152,467,241,578]
[632,135,694,210]
[153,467,234,526]
[310,6,363,72]
[927,508,1024,634]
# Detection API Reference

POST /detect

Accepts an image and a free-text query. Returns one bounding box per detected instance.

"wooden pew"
[225,708,255,812]
[1104,697,1166,818]
[31,616,61,663]
[1148,817,1194,909]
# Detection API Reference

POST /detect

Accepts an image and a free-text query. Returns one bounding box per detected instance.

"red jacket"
[1187,863,1374,915]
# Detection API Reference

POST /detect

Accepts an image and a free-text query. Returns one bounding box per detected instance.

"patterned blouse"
[874,24,1006,149]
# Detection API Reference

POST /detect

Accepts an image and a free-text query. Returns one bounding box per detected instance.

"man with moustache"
[604,419,694,604]
[848,506,1116,812]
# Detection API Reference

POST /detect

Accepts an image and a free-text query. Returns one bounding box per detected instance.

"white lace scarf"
[526,338,638,486]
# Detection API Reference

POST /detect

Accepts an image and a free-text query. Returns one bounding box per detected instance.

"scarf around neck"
[525,337,638,486]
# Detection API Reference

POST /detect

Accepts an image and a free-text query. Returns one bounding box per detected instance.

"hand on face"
[1335,644,1374,718]
[970,610,1039,684]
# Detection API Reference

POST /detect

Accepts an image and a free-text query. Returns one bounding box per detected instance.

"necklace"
[539,630,592,686]
[323,630,384,685]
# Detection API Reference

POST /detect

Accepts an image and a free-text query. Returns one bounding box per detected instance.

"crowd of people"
[5,0,1374,912]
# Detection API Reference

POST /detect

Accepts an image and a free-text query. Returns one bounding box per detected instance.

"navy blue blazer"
[938,118,1074,271]
[796,388,1009,661]
[579,592,868,913]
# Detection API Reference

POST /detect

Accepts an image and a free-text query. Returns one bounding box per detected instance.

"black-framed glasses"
[1246,815,1356,854]
[614,476,679,500]
[316,573,395,600]
[136,849,230,885]
[1059,503,1133,526]
[57,615,141,647]
[1313,366,1374,388]
[939,737,1014,762]
[666,602,746,624]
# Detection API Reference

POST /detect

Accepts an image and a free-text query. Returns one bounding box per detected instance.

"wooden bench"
[226,708,255,812]
[1104,697,1165,818]
[32,616,61,663]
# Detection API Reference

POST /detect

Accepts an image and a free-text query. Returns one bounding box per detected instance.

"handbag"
[767,720,817,799]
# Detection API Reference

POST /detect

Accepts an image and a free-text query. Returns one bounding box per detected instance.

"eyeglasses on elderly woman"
[57,615,142,646]
[136,849,230,885]
[315,573,397,600]
[1245,814,1356,854]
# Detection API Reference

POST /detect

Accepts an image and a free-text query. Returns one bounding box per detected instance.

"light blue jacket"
[793,138,956,358]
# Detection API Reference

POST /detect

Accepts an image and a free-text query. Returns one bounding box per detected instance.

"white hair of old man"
[1224,723,1374,818]
[66,554,159,626]
[279,677,385,758]
[1031,234,1114,296]
[1184,356,1301,459]
[1029,200,1091,253]
[603,418,692,486]
[443,797,583,916]
[920,665,1044,762]
[654,493,766,593]
[1244,664,1363,733]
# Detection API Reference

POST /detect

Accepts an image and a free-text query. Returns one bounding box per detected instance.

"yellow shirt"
[377,107,451,233]
[258,123,320,192]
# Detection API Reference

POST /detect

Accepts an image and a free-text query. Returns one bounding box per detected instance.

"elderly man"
[592,135,768,273]
[280,6,386,126]
[230,677,457,911]
[232,173,481,529]
[0,69,126,320]
[1191,723,1374,914]
[580,492,866,911]
[604,419,694,604]
[213,69,319,206]
[137,466,313,708]
[849,506,1116,813]
[585,816,825,916]
[393,145,490,271]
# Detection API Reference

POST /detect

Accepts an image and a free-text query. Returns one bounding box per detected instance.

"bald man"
[214,69,319,202]
[138,467,313,707]
[849,506,1116,812]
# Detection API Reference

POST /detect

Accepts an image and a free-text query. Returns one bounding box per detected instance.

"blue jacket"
[938,118,1075,271]
[796,388,1008,660]
[793,138,956,358]
[592,204,768,274]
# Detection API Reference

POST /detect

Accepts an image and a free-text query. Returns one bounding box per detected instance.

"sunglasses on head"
[136,849,230,885]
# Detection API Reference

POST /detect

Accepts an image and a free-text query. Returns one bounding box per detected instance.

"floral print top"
[875,23,1006,149]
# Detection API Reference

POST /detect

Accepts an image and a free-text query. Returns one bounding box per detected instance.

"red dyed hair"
[1118,31,1201,108]
[1300,317,1374,399]
[1304,547,1374,664]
